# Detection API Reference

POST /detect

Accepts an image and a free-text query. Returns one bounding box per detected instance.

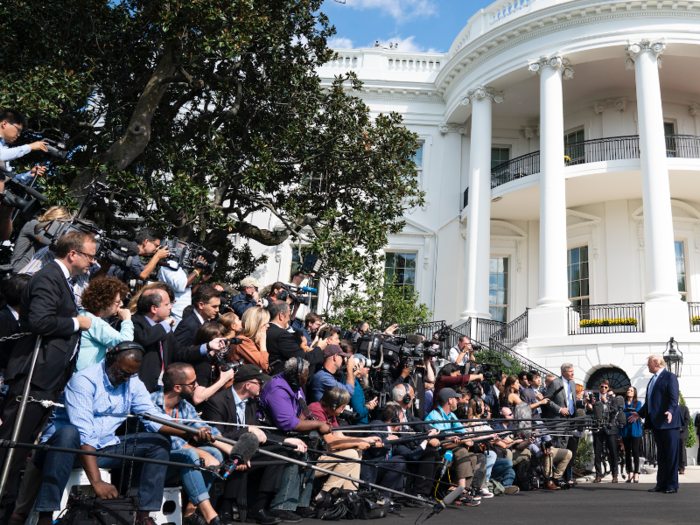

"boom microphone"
[437,450,453,480]
[592,401,604,423]
[405,334,424,346]
[221,432,260,479]
[514,402,533,438]
[419,486,464,524]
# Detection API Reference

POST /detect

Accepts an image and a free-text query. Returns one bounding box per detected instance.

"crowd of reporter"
[0,216,592,525]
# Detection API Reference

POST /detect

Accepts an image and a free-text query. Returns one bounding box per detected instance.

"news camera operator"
[585,379,620,483]
[107,228,170,283]
[432,363,483,411]
[159,250,209,326]
[10,206,71,273]
[388,337,435,419]
[131,287,228,392]
[0,109,49,241]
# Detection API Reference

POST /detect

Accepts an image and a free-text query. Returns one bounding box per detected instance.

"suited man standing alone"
[544,363,578,485]
[0,231,94,501]
[628,355,681,493]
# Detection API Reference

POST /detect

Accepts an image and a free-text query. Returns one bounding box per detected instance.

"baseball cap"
[323,344,350,359]
[437,387,459,404]
[233,364,271,384]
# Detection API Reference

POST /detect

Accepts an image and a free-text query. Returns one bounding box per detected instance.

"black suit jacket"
[265,323,323,377]
[200,387,281,441]
[132,313,203,392]
[0,306,21,369]
[5,261,80,391]
[174,310,203,347]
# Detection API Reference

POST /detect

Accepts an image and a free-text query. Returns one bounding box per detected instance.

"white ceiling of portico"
[488,54,700,121]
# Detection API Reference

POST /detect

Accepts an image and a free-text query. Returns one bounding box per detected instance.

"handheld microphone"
[437,450,453,480]
[221,432,259,479]
[405,334,424,346]
[301,286,317,293]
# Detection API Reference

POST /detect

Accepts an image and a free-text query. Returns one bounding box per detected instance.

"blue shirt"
[158,267,190,325]
[308,368,355,403]
[232,387,248,425]
[150,390,221,450]
[107,257,147,283]
[0,136,32,183]
[620,400,643,438]
[562,376,575,413]
[41,362,167,450]
[425,406,466,433]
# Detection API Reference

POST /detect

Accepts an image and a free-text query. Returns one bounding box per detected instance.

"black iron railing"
[491,151,540,188]
[641,429,658,467]
[689,302,700,333]
[474,318,506,344]
[397,320,446,340]
[490,309,528,349]
[490,339,552,378]
[567,303,644,335]
[490,134,700,190]
[665,135,700,158]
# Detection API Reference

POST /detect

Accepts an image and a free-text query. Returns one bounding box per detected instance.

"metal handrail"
[688,302,700,333]
[490,134,700,190]
[490,309,528,349]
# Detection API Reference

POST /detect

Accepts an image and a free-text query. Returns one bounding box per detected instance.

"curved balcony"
[490,135,700,189]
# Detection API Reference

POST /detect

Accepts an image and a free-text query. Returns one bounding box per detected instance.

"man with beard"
[152,363,235,525]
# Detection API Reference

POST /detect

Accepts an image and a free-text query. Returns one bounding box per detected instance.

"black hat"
[233,364,271,384]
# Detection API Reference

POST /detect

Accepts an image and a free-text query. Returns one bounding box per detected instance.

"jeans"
[270,462,314,511]
[167,446,223,506]
[484,451,497,483]
[34,425,170,512]
[491,458,515,487]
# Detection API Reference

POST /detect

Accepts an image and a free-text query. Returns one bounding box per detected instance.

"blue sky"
[321,0,495,53]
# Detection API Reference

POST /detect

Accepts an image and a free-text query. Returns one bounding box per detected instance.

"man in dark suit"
[678,397,690,475]
[0,274,30,369]
[265,301,322,378]
[201,364,308,524]
[132,287,227,392]
[628,354,681,493]
[544,363,578,484]
[174,285,221,347]
[0,231,95,501]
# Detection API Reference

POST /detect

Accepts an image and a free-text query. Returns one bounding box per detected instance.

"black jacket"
[0,306,21,369]
[679,404,691,440]
[5,261,80,391]
[174,310,203,347]
[265,323,323,377]
[132,313,203,392]
[200,387,281,440]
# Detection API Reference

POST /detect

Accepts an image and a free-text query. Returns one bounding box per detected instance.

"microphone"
[221,432,259,479]
[614,396,625,411]
[574,408,586,418]
[419,486,464,524]
[437,450,453,480]
[593,401,604,425]
[514,402,533,438]
[301,286,317,293]
[405,334,424,346]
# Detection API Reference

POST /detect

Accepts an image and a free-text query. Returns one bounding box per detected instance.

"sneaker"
[268,510,302,523]
[504,486,520,495]
[479,489,494,499]
[457,494,480,507]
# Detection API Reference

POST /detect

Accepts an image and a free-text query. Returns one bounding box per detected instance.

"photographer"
[586,379,620,483]
[75,277,134,371]
[449,335,474,367]
[189,323,235,405]
[527,432,572,490]
[288,271,309,331]
[308,345,355,403]
[230,276,262,318]
[158,250,207,326]
[228,306,270,371]
[107,228,169,283]
[10,206,71,273]
[431,363,483,411]
[299,312,323,346]
[389,344,434,419]
[343,353,377,424]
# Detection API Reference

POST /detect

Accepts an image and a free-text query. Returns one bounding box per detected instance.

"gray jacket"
[544,376,576,419]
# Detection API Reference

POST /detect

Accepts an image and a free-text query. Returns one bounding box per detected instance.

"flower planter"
[578,324,638,334]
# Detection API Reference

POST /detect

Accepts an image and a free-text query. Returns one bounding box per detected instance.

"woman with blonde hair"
[217,311,243,338]
[228,306,269,370]
[11,206,72,272]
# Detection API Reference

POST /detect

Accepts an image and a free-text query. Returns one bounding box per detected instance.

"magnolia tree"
[0,0,423,282]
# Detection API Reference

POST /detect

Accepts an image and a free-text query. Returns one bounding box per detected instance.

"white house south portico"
[236,0,700,419]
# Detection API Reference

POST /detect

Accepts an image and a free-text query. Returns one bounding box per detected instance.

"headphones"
[328,389,343,411]
[399,383,412,405]
[290,357,304,387]
[105,341,145,365]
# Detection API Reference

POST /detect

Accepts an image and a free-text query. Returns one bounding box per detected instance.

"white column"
[625,39,687,333]
[529,55,573,309]
[626,39,679,302]
[460,86,504,321]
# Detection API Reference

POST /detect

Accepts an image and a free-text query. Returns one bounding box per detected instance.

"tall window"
[676,240,687,301]
[414,142,424,183]
[291,247,319,312]
[564,129,585,165]
[489,257,509,322]
[665,122,677,157]
[568,246,589,307]
[384,252,416,294]
[491,147,510,170]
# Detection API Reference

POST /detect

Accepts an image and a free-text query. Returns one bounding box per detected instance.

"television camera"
[160,238,219,273]
[278,283,316,306]
[0,167,49,220]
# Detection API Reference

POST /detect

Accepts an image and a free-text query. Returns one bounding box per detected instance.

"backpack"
[514,463,540,491]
